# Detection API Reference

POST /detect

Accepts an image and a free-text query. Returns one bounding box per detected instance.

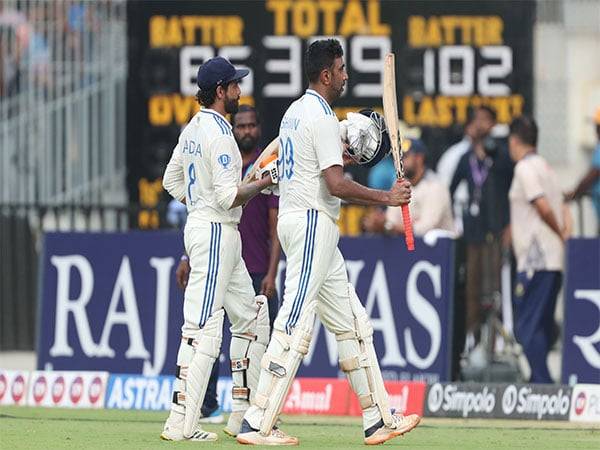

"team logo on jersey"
[218,154,231,169]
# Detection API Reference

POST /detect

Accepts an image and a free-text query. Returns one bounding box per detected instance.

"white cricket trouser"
[183,221,256,335]
[246,209,384,431]
[275,209,357,336]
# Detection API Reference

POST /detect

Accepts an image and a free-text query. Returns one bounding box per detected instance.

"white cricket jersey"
[509,153,564,272]
[277,89,343,220]
[163,108,242,225]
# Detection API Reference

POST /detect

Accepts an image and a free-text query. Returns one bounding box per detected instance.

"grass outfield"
[1,406,598,449]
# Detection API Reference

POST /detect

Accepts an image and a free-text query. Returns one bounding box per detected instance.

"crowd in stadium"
[0,0,102,97]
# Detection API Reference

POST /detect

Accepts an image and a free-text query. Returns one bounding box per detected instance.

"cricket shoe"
[363,411,421,445]
[236,419,298,446]
[199,407,225,424]
[160,415,218,442]
[225,411,277,437]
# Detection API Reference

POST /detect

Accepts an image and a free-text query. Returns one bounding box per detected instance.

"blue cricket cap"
[404,138,427,155]
[196,56,249,91]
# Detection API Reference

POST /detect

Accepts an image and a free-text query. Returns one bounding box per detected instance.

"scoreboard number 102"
[422,45,513,97]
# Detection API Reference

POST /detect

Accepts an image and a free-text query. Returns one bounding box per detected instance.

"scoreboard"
[127,0,534,228]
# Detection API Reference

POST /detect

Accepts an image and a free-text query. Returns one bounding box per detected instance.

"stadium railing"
[0,0,127,350]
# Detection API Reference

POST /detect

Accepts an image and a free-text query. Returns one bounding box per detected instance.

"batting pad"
[337,283,394,427]
[250,303,316,436]
[182,309,224,438]
[229,296,270,413]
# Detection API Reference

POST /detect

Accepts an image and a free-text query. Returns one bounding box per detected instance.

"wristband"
[180,255,189,262]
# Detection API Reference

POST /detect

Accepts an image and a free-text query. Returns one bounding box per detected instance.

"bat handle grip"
[401,204,415,251]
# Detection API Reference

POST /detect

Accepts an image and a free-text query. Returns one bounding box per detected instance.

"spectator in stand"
[366,122,424,192]
[26,3,50,89]
[0,3,50,96]
[437,113,477,235]
[0,5,28,97]
[565,107,600,233]
[362,138,454,236]
[508,116,571,383]
[450,106,514,354]
[65,2,100,73]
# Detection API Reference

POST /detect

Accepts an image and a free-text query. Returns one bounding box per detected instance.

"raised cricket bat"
[241,137,279,184]
[383,52,415,251]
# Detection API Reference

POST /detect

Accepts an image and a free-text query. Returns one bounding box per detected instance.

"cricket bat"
[383,52,415,251]
[241,137,279,185]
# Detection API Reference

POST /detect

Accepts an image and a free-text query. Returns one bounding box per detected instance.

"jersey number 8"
[187,163,197,205]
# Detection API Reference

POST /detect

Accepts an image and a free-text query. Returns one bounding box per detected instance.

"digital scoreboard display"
[127,0,533,228]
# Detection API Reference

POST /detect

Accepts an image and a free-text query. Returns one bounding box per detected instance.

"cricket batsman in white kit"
[160,57,277,442]
[237,39,421,446]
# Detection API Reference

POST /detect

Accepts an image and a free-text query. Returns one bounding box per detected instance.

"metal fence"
[0,0,127,350]
[1,0,127,207]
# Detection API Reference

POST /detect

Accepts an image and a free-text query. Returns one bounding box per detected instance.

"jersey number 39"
[278,136,294,181]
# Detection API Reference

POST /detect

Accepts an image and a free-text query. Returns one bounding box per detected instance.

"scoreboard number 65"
[179,36,391,98]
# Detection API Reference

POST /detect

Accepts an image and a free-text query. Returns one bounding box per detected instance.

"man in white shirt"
[508,116,571,383]
[160,57,274,441]
[384,138,454,236]
[436,115,476,235]
[237,39,420,446]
